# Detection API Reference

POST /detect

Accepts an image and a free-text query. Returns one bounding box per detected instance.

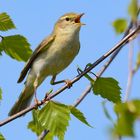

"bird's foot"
[64,79,72,88]
[34,98,41,110]
[34,90,41,109]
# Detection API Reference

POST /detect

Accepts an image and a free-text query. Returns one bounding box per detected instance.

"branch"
[0,24,140,127]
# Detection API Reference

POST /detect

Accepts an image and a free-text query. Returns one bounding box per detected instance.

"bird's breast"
[46,34,80,74]
[32,33,80,78]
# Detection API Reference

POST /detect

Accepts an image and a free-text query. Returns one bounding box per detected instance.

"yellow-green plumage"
[9,12,84,116]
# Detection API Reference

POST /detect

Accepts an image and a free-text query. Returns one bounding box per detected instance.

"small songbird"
[8,12,84,116]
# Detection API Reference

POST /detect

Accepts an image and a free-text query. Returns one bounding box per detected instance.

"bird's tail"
[8,84,34,116]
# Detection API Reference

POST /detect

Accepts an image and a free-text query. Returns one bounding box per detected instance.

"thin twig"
[0,24,140,127]
[38,130,49,140]
[124,43,134,102]
[73,85,92,107]
[124,19,140,102]
[97,23,134,76]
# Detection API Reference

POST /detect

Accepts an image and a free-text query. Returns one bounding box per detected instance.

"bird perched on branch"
[9,12,84,116]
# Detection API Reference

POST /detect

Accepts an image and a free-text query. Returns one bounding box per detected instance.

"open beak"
[75,13,85,25]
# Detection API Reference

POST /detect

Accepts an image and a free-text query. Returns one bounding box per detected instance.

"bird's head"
[54,12,84,34]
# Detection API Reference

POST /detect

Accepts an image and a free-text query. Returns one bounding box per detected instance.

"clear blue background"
[0,0,140,140]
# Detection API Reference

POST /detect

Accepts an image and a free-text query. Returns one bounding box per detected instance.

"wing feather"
[17,34,56,83]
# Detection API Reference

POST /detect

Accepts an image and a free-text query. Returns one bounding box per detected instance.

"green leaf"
[92,77,122,103]
[69,106,92,127]
[38,101,71,140]
[128,0,138,21]
[112,19,127,34]
[28,110,45,136]
[0,35,32,62]
[114,100,140,136]
[0,88,2,101]
[0,12,16,31]
[0,133,5,140]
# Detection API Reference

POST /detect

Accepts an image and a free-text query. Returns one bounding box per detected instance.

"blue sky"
[0,0,140,140]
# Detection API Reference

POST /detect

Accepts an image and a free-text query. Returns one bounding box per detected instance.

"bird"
[8,12,84,116]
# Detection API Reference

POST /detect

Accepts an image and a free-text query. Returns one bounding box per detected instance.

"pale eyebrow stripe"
[60,16,68,20]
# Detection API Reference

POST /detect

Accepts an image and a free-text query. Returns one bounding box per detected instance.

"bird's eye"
[65,17,70,21]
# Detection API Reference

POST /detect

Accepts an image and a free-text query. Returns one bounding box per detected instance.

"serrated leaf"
[0,133,5,140]
[0,35,32,62]
[92,77,122,103]
[128,0,138,21]
[69,106,92,127]
[38,101,71,140]
[28,110,45,136]
[0,88,2,101]
[0,12,16,31]
[112,19,127,34]
[114,100,140,136]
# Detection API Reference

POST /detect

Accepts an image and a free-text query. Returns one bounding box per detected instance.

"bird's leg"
[33,76,40,108]
[50,75,72,88]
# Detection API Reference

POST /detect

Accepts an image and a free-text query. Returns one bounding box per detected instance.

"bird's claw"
[65,79,72,88]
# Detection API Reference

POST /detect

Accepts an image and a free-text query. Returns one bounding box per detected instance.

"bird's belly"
[32,42,79,80]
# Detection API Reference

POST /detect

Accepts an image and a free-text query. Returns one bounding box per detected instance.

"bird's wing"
[17,34,56,83]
